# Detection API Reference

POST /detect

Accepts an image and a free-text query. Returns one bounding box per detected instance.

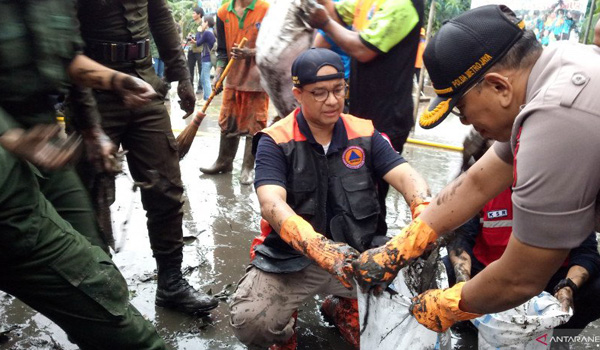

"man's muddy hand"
[0,125,81,170]
[554,286,574,313]
[351,243,403,294]
[81,126,119,173]
[231,44,255,60]
[352,217,439,293]
[317,241,359,289]
[306,2,330,29]
[410,282,481,333]
[112,73,157,108]
[177,79,196,114]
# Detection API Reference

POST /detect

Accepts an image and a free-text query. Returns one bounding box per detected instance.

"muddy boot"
[320,296,360,349]
[239,136,255,185]
[199,134,240,175]
[155,251,218,315]
[269,311,298,350]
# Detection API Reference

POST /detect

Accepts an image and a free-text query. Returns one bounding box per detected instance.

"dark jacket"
[251,110,385,273]
[77,0,190,95]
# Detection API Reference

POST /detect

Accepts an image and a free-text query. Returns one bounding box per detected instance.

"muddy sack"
[357,261,452,350]
[472,291,572,349]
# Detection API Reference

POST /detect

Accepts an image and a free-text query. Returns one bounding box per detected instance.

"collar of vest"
[261,109,375,152]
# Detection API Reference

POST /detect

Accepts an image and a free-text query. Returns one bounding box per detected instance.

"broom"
[177,37,248,160]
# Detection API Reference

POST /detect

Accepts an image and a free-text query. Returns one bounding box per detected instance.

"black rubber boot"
[239,136,255,185]
[155,251,218,315]
[199,134,240,175]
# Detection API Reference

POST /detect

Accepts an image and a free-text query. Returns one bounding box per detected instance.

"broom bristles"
[176,37,247,161]
[177,113,205,160]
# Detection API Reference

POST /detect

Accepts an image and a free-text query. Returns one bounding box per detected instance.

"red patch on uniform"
[342,146,365,169]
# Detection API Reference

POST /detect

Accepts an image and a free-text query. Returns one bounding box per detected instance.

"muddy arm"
[418,148,512,236]
[449,249,472,283]
[383,162,430,214]
[256,184,294,233]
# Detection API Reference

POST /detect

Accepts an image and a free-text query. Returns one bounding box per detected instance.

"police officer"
[74,0,218,314]
[0,0,165,347]
[229,48,430,349]
[352,5,600,333]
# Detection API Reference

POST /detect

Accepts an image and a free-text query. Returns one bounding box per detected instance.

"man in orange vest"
[228,48,430,350]
[200,0,269,185]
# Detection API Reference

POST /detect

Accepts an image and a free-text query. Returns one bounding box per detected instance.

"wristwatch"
[553,277,578,295]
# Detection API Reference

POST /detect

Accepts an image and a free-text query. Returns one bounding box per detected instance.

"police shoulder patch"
[342,146,365,169]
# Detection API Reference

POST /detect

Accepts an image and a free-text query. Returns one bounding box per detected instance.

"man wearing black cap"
[229,48,429,349]
[352,4,600,333]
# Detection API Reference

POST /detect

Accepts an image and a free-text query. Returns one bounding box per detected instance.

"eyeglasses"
[303,84,347,102]
[452,78,484,119]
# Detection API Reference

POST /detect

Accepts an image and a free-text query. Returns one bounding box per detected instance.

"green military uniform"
[76,0,189,259]
[0,1,165,347]
[0,147,166,349]
[75,0,219,315]
[0,0,107,252]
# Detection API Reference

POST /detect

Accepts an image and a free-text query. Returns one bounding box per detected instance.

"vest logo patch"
[487,209,508,219]
[342,146,365,169]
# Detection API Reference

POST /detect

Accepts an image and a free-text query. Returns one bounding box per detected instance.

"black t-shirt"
[342,0,424,150]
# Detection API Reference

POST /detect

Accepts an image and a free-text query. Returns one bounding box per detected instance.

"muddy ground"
[1,86,598,349]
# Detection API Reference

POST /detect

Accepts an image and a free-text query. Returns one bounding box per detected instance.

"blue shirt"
[196,28,216,62]
[318,30,351,79]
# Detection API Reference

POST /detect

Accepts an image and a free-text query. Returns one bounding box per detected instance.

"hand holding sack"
[410,282,482,332]
[279,215,359,289]
[352,217,438,291]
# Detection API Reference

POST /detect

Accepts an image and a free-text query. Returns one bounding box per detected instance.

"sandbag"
[358,258,452,350]
[473,291,572,350]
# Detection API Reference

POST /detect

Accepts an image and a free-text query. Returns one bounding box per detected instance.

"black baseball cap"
[419,5,525,129]
[291,48,344,87]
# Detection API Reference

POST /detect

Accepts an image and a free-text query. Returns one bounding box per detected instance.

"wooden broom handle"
[201,37,248,113]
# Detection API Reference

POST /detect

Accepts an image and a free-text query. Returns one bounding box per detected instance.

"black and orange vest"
[250,110,385,273]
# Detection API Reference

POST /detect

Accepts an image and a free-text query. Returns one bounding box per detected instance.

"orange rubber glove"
[410,200,430,219]
[410,282,481,332]
[279,215,359,289]
[352,217,438,291]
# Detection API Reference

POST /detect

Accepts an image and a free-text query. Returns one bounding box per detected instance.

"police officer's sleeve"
[254,135,287,190]
[372,130,406,178]
[148,0,191,82]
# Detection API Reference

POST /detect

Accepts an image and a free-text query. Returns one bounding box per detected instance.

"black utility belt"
[87,39,150,63]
